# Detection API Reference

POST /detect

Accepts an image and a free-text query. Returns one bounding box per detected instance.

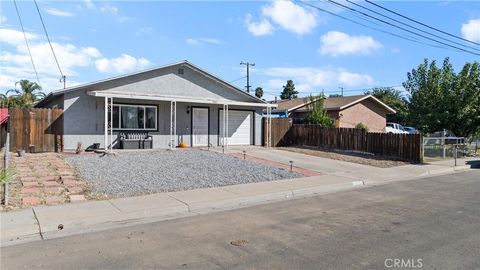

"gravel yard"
[65,150,302,196]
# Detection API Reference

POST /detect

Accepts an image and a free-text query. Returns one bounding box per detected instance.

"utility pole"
[60,75,66,89]
[339,86,344,96]
[240,62,255,93]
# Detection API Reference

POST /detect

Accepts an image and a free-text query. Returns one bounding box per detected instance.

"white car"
[385,122,409,134]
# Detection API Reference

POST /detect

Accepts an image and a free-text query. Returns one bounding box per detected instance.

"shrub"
[355,122,369,132]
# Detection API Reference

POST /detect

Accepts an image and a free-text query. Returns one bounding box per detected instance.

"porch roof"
[88,90,277,108]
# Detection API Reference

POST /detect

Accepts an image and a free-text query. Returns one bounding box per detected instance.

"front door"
[192,107,209,147]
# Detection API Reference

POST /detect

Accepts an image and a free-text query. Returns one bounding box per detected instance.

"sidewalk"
[1,150,477,247]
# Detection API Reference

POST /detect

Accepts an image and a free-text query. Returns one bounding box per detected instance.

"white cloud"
[391,48,400,53]
[84,0,95,9]
[245,13,275,36]
[262,0,317,35]
[461,18,480,42]
[95,54,150,73]
[118,16,133,23]
[338,71,374,87]
[0,16,6,24]
[185,38,223,46]
[262,66,374,92]
[319,31,382,56]
[100,4,118,15]
[0,27,151,91]
[44,8,74,17]
[0,28,37,46]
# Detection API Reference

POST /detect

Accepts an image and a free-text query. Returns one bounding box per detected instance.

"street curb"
[0,180,364,247]
[419,165,471,177]
[364,165,474,187]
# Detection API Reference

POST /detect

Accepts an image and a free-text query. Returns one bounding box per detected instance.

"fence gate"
[9,108,64,153]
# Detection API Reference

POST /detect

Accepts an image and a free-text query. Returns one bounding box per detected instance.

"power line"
[262,85,405,95]
[13,0,41,85]
[322,0,480,56]
[365,0,480,46]
[344,0,479,52]
[33,0,66,87]
[228,76,247,84]
[298,0,454,52]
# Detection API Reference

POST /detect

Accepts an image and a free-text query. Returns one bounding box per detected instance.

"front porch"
[94,92,274,150]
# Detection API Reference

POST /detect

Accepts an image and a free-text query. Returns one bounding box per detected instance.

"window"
[108,104,157,130]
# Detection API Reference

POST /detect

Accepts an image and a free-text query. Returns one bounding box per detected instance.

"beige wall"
[338,99,388,132]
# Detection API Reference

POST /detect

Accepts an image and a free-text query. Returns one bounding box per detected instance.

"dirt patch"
[278,147,411,168]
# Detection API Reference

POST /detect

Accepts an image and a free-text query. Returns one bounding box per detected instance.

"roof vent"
[178,68,184,75]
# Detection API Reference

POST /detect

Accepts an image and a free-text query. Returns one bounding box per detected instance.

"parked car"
[385,122,408,134]
[403,126,419,134]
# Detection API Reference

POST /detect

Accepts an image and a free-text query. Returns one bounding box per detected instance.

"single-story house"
[271,95,396,132]
[36,61,275,150]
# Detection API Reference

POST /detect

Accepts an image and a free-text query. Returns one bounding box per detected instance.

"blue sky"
[1,0,479,100]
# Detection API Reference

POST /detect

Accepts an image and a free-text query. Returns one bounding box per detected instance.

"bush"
[355,122,369,132]
[303,95,335,127]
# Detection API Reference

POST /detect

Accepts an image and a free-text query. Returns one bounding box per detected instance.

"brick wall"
[338,99,388,132]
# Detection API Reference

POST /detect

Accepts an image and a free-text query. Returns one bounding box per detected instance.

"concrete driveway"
[221,146,371,174]
[220,146,478,182]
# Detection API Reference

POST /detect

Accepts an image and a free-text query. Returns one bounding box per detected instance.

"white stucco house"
[36,61,275,150]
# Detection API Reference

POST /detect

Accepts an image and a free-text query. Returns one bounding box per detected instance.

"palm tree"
[7,80,45,108]
[0,90,21,108]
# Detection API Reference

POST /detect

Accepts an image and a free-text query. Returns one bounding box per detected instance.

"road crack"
[31,208,44,240]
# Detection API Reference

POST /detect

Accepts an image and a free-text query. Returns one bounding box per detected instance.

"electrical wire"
[344,0,479,52]
[261,85,405,95]
[298,0,454,52]
[365,0,480,46]
[33,0,65,80]
[228,76,247,83]
[13,0,41,85]
[322,0,480,56]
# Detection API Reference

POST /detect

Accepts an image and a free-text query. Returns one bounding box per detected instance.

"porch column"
[170,101,177,149]
[104,96,108,150]
[104,96,114,152]
[266,105,272,148]
[222,104,229,148]
[109,97,113,152]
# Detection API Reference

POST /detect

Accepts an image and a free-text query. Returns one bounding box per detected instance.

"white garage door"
[219,110,254,146]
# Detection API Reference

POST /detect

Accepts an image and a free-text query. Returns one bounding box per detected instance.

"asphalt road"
[2,170,479,270]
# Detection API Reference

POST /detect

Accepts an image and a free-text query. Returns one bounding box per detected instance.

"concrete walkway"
[1,148,478,247]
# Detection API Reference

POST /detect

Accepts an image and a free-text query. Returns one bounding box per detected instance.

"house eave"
[88,91,277,108]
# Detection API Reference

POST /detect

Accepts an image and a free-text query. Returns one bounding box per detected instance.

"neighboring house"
[271,95,396,132]
[36,61,273,150]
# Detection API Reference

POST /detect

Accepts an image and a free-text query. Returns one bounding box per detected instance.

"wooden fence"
[263,117,293,147]
[9,108,64,153]
[264,119,423,163]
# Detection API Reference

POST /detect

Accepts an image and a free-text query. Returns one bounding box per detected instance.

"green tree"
[254,87,263,99]
[404,58,480,137]
[280,80,298,100]
[303,95,335,127]
[6,80,45,108]
[0,90,20,108]
[365,87,408,124]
